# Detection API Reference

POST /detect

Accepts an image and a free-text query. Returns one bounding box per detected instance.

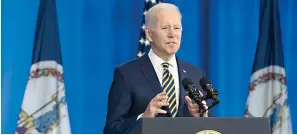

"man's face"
[146,8,182,57]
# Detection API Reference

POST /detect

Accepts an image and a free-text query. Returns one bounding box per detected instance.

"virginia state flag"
[15,0,71,133]
[245,0,292,134]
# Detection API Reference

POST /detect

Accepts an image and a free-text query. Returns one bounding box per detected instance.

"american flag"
[137,0,162,58]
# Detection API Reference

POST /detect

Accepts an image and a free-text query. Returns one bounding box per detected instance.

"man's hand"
[185,92,208,117]
[142,92,169,117]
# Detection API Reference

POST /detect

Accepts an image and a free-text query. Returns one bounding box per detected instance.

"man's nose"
[167,28,175,38]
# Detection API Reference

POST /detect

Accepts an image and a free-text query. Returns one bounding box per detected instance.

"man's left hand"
[185,95,208,117]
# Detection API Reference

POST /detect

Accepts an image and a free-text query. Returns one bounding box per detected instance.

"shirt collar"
[148,49,177,69]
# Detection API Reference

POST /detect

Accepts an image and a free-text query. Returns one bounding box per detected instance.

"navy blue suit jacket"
[104,54,205,134]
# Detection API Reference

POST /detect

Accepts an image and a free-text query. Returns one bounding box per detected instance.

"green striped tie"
[162,62,177,117]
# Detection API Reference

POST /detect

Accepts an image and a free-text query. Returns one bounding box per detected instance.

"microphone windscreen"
[182,78,193,89]
[199,77,211,89]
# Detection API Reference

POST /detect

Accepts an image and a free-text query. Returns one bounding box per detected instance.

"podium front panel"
[130,117,270,134]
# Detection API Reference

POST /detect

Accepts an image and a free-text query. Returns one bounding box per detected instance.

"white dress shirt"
[148,49,180,109]
[137,49,180,120]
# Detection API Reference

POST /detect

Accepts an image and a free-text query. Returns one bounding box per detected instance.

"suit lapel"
[139,54,186,117]
[176,57,187,117]
[139,54,162,95]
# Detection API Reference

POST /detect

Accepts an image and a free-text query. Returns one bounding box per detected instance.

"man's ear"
[144,27,153,42]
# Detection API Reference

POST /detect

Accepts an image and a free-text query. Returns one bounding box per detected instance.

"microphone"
[199,77,220,110]
[182,78,206,115]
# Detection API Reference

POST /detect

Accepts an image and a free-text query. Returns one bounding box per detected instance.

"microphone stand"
[186,85,220,117]
[200,90,220,115]
[187,91,205,117]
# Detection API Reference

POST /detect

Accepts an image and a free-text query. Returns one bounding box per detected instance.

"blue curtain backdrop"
[2,0,297,133]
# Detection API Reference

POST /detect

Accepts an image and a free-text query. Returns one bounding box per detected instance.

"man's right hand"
[142,92,169,117]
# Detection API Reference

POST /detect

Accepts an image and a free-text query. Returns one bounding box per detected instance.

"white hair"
[145,3,182,29]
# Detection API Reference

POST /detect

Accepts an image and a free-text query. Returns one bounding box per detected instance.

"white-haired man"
[104,3,208,134]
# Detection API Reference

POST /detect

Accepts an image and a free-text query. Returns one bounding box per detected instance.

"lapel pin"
[183,70,186,73]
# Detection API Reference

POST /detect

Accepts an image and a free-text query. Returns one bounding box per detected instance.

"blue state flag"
[245,0,292,133]
[15,0,71,133]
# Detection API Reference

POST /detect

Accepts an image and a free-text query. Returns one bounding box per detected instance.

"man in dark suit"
[104,3,208,134]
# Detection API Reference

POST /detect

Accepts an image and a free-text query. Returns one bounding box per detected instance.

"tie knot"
[162,62,170,69]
